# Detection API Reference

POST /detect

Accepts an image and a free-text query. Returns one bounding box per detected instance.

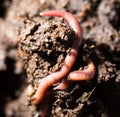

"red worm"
[54,59,95,90]
[53,78,71,90]
[32,11,82,104]
[68,59,95,81]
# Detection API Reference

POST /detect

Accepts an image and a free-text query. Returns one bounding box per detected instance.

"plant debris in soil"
[0,0,120,117]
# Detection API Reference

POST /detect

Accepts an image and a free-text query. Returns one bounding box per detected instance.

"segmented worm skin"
[53,78,71,90]
[68,60,95,81]
[54,59,95,90]
[32,11,82,104]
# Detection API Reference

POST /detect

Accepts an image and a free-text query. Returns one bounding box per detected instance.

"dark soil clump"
[18,17,74,86]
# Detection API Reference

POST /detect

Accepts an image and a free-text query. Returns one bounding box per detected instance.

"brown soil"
[0,0,120,117]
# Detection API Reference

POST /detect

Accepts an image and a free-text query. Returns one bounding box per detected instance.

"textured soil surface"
[0,0,120,117]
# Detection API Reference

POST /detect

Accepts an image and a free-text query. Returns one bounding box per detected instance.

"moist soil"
[0,0,120,117]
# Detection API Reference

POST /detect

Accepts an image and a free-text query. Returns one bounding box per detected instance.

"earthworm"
[53,78,71,90]
[54,59,95,90]
[32,11,82,104]
[68,59,95,81]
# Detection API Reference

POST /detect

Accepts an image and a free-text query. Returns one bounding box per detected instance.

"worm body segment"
[68,60,95,81]
[54,59,96,90]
